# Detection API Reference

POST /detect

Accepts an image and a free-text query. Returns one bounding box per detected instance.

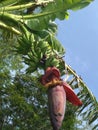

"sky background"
[56,0,98,100]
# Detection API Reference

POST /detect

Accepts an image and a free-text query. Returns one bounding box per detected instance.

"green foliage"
[0,0,93,35]
[0,72,80,130]
[0,74,49,130]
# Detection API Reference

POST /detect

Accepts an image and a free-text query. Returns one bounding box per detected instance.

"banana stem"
[0,21,21,35]
[0,0,54,11]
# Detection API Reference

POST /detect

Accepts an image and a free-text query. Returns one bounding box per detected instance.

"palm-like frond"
[65,64,98,130]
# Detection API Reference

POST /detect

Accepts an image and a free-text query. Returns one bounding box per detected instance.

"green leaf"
[50,35,65,55]
[71,2,91,11]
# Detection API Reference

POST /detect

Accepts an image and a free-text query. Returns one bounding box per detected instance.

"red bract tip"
[45,67,60,78]
[41,67,60,85]
[63,82,82,106]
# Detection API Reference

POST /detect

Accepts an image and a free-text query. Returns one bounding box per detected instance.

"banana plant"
[0,0,97,130]
[15,30,98,129]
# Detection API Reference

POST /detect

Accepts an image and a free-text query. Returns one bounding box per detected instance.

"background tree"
[0,0,98,130]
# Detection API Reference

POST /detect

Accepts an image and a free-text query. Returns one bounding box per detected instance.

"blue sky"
[56,0,98,100]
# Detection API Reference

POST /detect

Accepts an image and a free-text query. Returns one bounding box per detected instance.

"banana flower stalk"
[41,67,82,130]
